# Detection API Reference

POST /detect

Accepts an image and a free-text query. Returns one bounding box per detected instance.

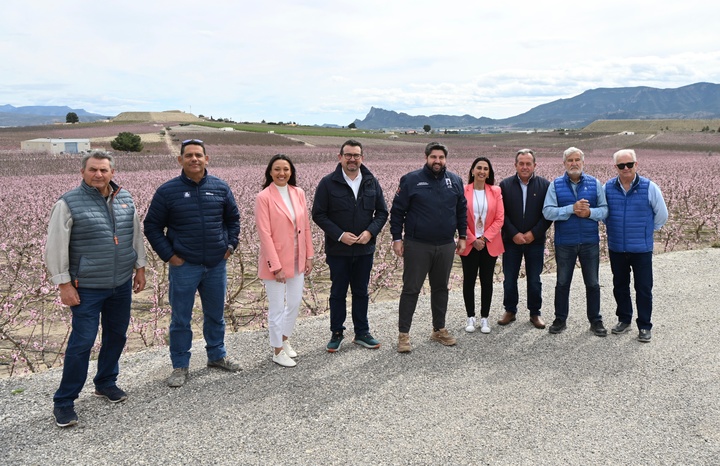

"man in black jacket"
[498,149,552,329]
[312,140,388,352]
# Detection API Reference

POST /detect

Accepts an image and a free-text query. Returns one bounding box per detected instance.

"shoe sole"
[326,343,343,353]
[548,327,566,334]
[430,337,457,346]
[397,347,412,353]
[353,340,380,349]
[207,364,242,372]
[273,359,297,367]
[93,391,128,403]
[497,318,516,326]
[611,327,631,334]
[591,327,608,337]
[480,328,491,334]
[55,418,78,428]
[465,327,476,333]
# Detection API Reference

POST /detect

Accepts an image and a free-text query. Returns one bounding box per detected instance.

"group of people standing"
[45,139,667,428]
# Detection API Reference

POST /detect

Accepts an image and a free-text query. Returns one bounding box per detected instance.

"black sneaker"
[326,332,344,352]
[548,319,566,334]
[53,406,78,427]
[590,320,608,337]
[638,328,652,342]
[611,321,631,334]
[94,385,128,403]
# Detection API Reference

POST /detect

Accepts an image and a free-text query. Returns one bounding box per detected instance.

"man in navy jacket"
[144,139,241,387]
[312,140,388,352]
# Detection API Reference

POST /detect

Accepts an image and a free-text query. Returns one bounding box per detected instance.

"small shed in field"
[21,138,91,154]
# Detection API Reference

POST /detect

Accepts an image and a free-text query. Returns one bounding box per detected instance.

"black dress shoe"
[548,319,566,334]
[530,315,546,329]
[611,321,631,334]
[590,320,608,337]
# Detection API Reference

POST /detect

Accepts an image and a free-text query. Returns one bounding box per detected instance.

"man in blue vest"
[312,140,388,352]
[543,147,608,336]
[46,152,147,427]
[604,149,668,342]
[144,139,241,388]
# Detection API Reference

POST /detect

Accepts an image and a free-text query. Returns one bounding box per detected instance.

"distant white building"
[21,138,91,154]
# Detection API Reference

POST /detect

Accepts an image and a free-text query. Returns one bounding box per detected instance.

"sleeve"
[500,181,520,238]
[389,175,409,241]
[224,186,241,249]
[484,187,504,242]
[542,182,573,221]
[133,211,147,268]
[367,178,389,238]
[648,181,669,230]
[143,189,175,262]
[45,200,73,285]
[456,178,468,238]
[300,190,314,257]
[589,179,609,222]
[311,178,343,241]
[254,191,282,274]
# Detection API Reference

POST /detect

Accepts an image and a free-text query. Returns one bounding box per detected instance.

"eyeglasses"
[342,153,362,160]
[616,162,636,170]
[182,139,204,145]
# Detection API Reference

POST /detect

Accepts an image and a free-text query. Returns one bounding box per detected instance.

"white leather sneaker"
[272,350,297,367]
[465,316,476,333]
[480,318,491,334]
[282,340,297,358]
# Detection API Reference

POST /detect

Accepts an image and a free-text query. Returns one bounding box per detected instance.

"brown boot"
[397,332,412,353]
[530,315,546,329]
[497,312,517,326]
[430,328,457,346]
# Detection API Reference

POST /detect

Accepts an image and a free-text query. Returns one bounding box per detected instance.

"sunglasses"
[182,139,204,145]
[616,162,636,170]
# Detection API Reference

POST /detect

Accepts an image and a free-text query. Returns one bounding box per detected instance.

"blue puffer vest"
[553,173,599,246]
[62,181,137,289]
[605,176,654,253]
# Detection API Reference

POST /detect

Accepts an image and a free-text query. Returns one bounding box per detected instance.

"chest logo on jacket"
[184,192,190,198]
[445,178,452,188]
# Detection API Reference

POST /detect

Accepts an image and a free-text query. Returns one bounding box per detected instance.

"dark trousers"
[326,254,374,336]
[609,250,654,330]
[460,247,497,318]
[502,242,545,316]
[54,280,132,408]
[398,240,456,333]
[554,243,601,323]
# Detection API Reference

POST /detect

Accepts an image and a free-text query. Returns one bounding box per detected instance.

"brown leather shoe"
[530,315,546,329]
[497,312,517,326]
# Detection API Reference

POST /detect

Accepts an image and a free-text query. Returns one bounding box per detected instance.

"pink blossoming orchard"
[1,125,719,376]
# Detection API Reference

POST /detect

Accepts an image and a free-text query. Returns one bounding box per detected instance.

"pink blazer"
[254,184,314,280]
[460,183,505,257]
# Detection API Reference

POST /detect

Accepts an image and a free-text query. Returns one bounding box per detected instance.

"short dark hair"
[180,139,206,156]
[263,154,297,189]
[425,141,448,157]
[467,157,496,185]
[340,139,363,155]
[515,148,536,163]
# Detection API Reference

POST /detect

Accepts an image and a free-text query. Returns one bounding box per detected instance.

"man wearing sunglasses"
[312,140,388,352]
[543,147,609,336]
[144,139,242,387]
[603,149,668,342]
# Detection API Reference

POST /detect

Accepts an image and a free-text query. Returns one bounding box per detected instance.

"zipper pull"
[114,236,119,245]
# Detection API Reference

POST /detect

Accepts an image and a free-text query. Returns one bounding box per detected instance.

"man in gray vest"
[45,152,146,428]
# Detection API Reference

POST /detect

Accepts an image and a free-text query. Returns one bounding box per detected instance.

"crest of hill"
[113,110,201,123]
[583,118,720,133]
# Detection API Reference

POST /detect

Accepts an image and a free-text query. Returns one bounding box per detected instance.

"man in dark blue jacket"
[390,142,467,352]
[312,140,388,352]
[144,139,241,387]
[498,149,552,330]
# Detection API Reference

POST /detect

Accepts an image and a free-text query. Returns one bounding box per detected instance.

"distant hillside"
[0,105,108,127]
[113,111,201,123]
[584,119,720,133]
[353,82,720,130]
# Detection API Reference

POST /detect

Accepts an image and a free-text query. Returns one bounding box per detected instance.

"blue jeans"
[169,260,227,368]
[554,243,601,323]
[326,254,374,336]
[54,280,132,408]
[502,242,545,316]
[609,250,654,330]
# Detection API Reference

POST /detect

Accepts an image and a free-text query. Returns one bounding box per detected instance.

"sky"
[3,0,720,126]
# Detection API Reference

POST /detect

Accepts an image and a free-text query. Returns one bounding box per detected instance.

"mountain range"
[351,82,720,130]
[0,105,108,127]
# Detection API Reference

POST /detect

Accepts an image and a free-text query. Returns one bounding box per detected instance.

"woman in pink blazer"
[255,154,314,367]
[458,157,505,334]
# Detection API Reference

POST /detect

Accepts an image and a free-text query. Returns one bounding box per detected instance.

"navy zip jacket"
[312,163,388,256]
[499,174,552,245]
[144,170,240,267]
[390,164,467,245]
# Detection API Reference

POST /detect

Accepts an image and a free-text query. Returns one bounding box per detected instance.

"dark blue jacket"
[605,175,654,253]
[312,163,388,256]
[144,170,240,267]
[390,164,467,245]
[499,174,552,245]
[553,173,599,246]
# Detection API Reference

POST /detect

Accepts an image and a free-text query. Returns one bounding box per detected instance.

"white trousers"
[263,273,305,348]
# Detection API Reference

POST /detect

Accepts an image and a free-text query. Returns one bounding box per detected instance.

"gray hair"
[515,148,536,163]
[563,147,584,162]
[82,151,115,169]
[612,149,637,164]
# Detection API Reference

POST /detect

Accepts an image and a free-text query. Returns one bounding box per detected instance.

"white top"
[275,184,296,225]
[473,189,487,237]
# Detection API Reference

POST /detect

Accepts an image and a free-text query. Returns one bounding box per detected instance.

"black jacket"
[499,174,552,245]
[312,164,388,256]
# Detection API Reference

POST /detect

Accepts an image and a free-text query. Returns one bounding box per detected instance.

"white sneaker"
[465,316,476,333]
[272,350,297,367]
[480,318,491,334]
[282,340,297,358]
